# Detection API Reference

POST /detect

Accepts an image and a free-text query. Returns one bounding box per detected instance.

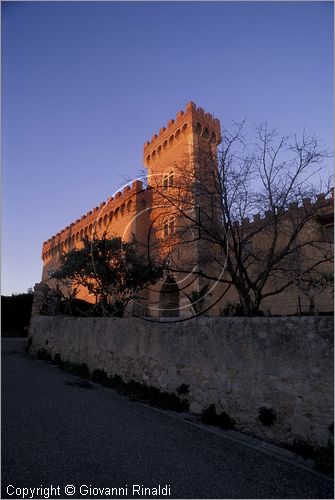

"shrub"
[59,361,90,378]
[176,383,189,395]
[59,298,95,317]
[110,373,126,389]
[201,404,217,424]
[201,404,236,430]
[138,383,189,412]
[74,363,90,378]
[92,369,111,387]
[289,436,334,476]
[221,302,265,317]
[258,407,277,427]
[314,440,334,475]
[36,348,52,361]
[33,353,189,412]
[221,302,244,316]
[108,377,189,412]
[53,353,62,365]
[290,438,315,459]
[217,412,236,430]
[25,337,33,353]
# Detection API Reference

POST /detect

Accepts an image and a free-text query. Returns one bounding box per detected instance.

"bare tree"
[147,122,333,315]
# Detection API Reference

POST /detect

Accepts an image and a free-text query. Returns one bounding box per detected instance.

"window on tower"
[163,170,174,190]
[162,216,176,238]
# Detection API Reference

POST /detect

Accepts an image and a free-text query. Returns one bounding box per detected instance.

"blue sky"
[2,1,333,295]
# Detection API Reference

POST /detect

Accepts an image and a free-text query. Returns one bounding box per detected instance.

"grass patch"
[287,436,334,476]
[124,379,189,412]
[32,348,333,475]
[49,354,188,412]
[52,353,62,365]
[314,440,334,475]
[92,369,112,387]
[201,404,236,430]
[36,348,52,361]
[59,361,90,379]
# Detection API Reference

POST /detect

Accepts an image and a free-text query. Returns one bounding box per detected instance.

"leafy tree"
[53,234,163,316]
[1,293,34,335]
[297,270,334,314]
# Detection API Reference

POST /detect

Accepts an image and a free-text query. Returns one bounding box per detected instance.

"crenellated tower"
[143,101,222,185]
[142,102,223,316]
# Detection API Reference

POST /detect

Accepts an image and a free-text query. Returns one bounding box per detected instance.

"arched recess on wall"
[202,127,210,140]
[159,277,180,317]
[195,122,202,136]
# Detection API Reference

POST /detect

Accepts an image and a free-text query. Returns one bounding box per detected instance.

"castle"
[40,102,333,317]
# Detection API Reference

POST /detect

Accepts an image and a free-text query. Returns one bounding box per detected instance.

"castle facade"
[40,102,333,317]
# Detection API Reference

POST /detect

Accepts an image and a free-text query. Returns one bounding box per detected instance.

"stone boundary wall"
[29,315,333,445]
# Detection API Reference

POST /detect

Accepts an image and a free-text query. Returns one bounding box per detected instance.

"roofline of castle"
[143,101,222,162]
[42,179,144,247]
[238,190,334,227]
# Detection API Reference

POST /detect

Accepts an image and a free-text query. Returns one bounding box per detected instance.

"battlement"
[143,101,222,166]
[42,180,144,261]
[239,190,333,229]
